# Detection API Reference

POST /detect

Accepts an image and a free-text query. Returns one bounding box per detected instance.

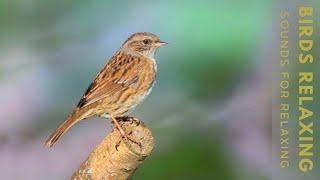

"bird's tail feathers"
[44,112,80,148]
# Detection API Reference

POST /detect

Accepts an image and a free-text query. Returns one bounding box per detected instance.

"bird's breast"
[125,58,156,108]
[104,56,157,116]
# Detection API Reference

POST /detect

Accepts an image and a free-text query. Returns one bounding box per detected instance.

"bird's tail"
[44,112,80,148]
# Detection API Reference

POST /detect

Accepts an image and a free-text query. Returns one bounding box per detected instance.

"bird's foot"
[123,132,142,148]
[112,116,142,149]
[115,131,142,150]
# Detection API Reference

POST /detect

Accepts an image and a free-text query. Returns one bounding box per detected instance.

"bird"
[44,32,166,147]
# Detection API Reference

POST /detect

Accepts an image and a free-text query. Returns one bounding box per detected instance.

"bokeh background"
[0,0,271,179]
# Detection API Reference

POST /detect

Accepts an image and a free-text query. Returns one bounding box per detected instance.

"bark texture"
[72,118,154,180]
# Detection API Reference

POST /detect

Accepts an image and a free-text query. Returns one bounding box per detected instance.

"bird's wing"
[76,53,144,108]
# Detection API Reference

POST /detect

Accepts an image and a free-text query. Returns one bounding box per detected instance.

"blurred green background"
[0,0,271,179]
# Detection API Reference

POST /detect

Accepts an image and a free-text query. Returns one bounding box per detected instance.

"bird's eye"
[143,39,152,45]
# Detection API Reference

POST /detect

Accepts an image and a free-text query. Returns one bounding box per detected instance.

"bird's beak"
[155,41,168,47]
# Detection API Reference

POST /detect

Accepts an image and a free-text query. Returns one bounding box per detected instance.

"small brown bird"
[45,32,166,147]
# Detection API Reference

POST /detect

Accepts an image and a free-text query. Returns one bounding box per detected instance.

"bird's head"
[122,32,167,58]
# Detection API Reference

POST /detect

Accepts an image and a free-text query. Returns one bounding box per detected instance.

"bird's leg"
[111,116,141,147]
[117,116,141,126]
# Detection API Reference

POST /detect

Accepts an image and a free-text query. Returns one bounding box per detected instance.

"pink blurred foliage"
[0,117,111,179]
[0,47,113,179]
[0,47,54,134]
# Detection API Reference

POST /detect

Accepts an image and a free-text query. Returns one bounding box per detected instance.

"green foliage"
[134,133,236,180]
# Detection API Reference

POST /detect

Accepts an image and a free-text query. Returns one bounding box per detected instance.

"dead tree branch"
[72,117,154,180]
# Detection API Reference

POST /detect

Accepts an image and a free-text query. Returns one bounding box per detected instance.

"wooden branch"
[72,117,154,180]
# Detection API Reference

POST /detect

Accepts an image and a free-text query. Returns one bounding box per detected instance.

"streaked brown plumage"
[45,32,166,147]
